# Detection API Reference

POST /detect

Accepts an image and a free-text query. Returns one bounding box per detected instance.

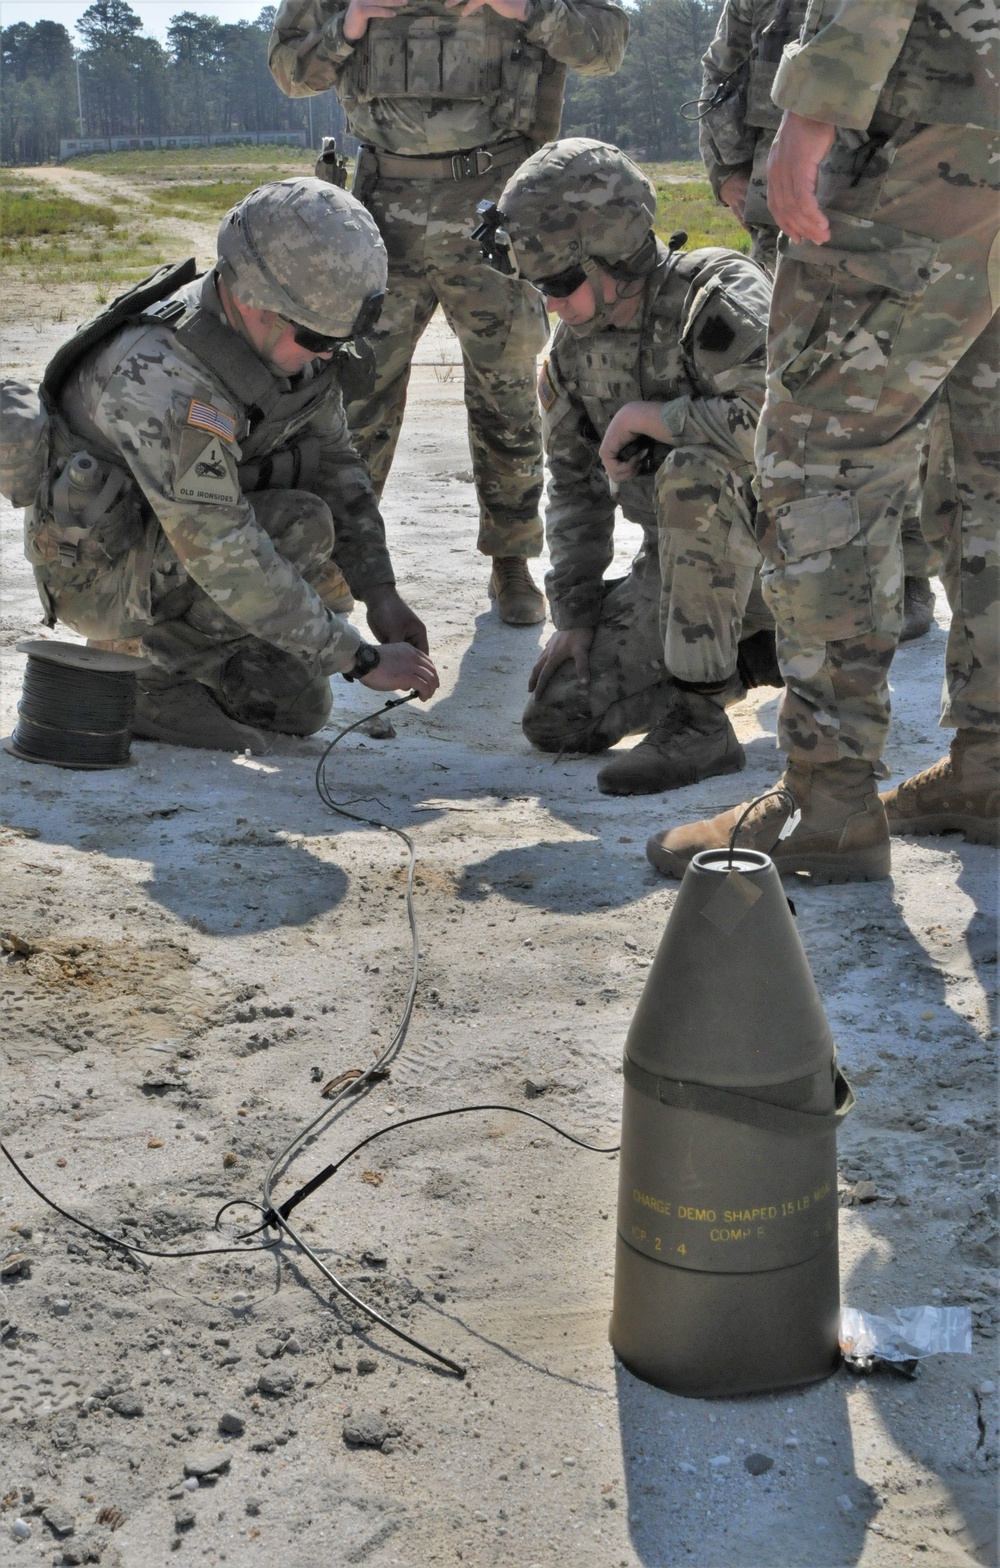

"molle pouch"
[357,11,505,100]
[0,379,50,507]
[30,450,140,575]
[351,144,380,205]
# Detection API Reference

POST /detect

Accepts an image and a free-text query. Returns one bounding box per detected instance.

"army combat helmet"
[217,177,387,341]
[476,139,658,333]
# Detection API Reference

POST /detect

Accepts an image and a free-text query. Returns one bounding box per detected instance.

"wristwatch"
[342,642,381,682]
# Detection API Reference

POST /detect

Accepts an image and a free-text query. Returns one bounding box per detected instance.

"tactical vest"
[339,0,554,143]
[23,261,365,581]
[557,246,753,531]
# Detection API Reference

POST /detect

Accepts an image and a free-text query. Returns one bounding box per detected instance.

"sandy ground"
[0,172,997,1568]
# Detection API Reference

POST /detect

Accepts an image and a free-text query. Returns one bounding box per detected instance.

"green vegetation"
[71,145,315,178]
[0,172,165,294]
[148,179,270,218]
[1,182,120,239]
[649,178,749,255]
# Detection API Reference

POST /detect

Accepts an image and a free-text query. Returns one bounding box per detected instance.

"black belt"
[371,138,530,182]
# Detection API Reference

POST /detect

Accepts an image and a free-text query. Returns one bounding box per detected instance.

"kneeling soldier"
[480,138,780,794]
[9,178,437,752]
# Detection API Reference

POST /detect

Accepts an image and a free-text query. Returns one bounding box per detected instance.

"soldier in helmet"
[697,0,939,643]
[268,0,628,628]
[19,178,437,751]
[481,138,781,795]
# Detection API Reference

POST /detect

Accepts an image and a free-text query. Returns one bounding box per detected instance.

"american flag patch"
[187,399,236,443]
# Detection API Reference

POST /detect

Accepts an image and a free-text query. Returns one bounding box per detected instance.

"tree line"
[2,0,721,167]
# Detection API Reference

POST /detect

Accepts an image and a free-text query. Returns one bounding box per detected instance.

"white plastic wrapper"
[840,1305,973,1366]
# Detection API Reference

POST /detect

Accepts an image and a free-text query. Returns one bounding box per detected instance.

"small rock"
[784,1437,798,1448]
[11,1518,31,1541]
[332,1359,352,1374]
[256,1337,283,1360]
[853,1181,878,1203]
[709,1455,731,1469]
[218,1411,245,1436]
[814,1455,830,1467]
[361,713,396,740]
[52,1299,71,1317]
[678,1462,696,1475]
[837,1494,854,1513]
[357,1357,379,1376]
[174,1507,196,1533]
[258,1372,294,1399]
[1,1252,31,1279]
[42,1506,75,1539]
[523,1080,549,1099]
[978,1381,996,1396]
[183,1453,231,1480]
[245,1500,261,1517]
[342,1412,401,1450]
[183,1478,199,1493]
[108,1393,144,1418]
[744,1453,774,1476]
[222,1152,238,1168]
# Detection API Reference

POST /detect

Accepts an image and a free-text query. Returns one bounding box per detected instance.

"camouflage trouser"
[757,123,1000,766]
[38,489,336,735]
[918,314,1000,734]
[348,167,548,558]
[522,446,772,752]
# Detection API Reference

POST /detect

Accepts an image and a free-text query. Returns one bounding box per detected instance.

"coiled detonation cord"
[1,693,619,1378]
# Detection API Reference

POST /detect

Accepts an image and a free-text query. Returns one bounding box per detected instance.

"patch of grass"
[1,186,121,239]
[648,177,750,255]
[148,179,263,218]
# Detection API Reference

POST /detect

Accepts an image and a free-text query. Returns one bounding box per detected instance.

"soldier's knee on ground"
[249,489,336,579]
[521,676,606,755]
[218,645,332,736]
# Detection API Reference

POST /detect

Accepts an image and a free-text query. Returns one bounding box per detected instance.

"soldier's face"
[236,301,336,374]
[544,276,598,326]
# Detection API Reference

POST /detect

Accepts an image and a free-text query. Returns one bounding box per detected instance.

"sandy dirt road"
[0,174,997,1568]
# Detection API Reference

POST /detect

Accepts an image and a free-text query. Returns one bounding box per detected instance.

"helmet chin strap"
[217,271,288,365]
[568,259,645,338]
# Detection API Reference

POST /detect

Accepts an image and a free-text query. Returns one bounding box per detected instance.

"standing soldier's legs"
[597,448,776,796]
[881,314,1000,844]
[138,489,339,747]
[648,124,1000,880]
[521,544,676,753]
[348,173,548,624]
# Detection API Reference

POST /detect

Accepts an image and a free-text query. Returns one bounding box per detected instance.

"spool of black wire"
[6,640,143,770]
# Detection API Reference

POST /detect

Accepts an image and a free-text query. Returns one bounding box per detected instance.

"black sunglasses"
[535,266,588,299]
[290,291,385,353]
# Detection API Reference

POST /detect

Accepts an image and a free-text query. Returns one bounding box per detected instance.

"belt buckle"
[451,148,493,180]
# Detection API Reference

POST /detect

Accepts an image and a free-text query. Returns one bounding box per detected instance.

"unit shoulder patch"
[537,359,559,413]
[174,427,240,507]
[186,397,236,443]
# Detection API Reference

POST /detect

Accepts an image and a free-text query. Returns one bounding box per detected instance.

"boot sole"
[132,717,267,754]
[646,837,891,884]
[889,814,999,847]
[598,746,745,797]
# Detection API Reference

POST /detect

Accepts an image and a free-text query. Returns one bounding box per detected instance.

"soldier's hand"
[528,628,594,700]
[364,584,430,653]
[360,644,439,701]
[343,0,410,42]
[600,402,669,484]
[766,111,836,246]
[444,0,529,17]
[719,170,751,229]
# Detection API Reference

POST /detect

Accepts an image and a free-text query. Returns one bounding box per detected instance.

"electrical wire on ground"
[1,692,620,1380]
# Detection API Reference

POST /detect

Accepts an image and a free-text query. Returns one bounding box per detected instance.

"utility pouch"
[351,144,381,205]
[29,450,141,573]
[315,137,349,188]
[0,379,50,507]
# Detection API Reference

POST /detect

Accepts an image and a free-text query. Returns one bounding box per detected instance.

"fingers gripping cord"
[2,694,619,1380]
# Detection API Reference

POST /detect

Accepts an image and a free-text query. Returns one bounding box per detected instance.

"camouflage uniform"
[523,243,775,752]
[26,268,393,734]
[759,0,1000,767]
[268,0,629,558]
[699,0,939,598]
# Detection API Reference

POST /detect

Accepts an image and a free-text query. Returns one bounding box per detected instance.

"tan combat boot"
[489,557,546,625]
[880,730,999,845]
[311,558,355,615]
[133,676,267,754]
[596,689,745,796]
[900,576,935,642]
[646,758,891,884]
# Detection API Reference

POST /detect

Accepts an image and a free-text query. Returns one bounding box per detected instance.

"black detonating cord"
[727,786,798,865]
[2,693,619,1379]
[14,654,137,766]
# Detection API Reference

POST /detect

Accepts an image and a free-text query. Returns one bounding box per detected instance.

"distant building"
[59,131,308,161]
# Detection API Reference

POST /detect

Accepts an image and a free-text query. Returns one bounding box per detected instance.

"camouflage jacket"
[50,273,395,675]
[773,0,1000,132]
[268,0,629,157]
[699,0,808,226]
[540,244,770,629]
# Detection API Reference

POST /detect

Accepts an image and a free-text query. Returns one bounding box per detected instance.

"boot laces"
[493,557,538,591]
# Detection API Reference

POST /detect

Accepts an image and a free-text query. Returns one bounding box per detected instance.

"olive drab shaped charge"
[610,847,853,1397]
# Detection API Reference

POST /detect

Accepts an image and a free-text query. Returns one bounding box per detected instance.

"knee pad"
[219,645,332,736]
